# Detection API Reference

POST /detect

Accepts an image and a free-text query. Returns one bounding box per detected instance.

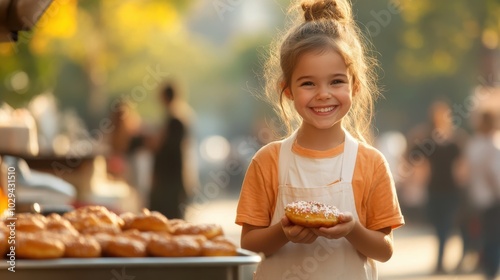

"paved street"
[185,198,499,280]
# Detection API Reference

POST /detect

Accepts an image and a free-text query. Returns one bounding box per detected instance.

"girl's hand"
[281,216,318,244]
[311,212,355,239]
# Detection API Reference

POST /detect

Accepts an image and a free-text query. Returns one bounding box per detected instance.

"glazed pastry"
[172,223,223,240]
[62,235,101,258]
[147,235,201,257]
[16,232,65,259]
[104,236,147,257]
[201,237,237,257]
[123,209,170,232]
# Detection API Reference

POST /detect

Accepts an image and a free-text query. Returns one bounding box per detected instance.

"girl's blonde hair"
[263,0,379,143]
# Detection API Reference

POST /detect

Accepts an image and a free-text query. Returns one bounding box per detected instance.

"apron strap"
[278,131,297,186]
[341,130,359,184]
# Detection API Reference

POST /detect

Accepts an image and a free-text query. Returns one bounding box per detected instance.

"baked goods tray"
[0,249,262,280]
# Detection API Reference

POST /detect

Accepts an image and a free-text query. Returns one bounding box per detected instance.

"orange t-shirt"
[236,140,405,231]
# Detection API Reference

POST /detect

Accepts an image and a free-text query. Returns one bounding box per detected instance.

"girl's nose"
[316,85,331,100]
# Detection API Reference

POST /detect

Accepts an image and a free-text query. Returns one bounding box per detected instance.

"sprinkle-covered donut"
[284,201,340,228]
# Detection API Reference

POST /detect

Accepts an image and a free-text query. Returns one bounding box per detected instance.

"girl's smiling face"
[287,49,352,132]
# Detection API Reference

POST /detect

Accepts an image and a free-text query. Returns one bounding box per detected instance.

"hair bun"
[301,0,348,22]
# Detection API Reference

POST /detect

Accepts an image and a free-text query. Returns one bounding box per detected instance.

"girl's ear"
[284,88,294,100]
[281,81,294,100]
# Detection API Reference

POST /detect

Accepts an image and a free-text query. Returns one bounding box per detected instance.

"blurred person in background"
[407,100,467,274]
[463,111,500,280]
[148,81,196,219]
[107,100,141,182]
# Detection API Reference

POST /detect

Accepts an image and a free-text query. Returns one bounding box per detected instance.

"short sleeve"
[364,151,405,231]
[235,142,280,227]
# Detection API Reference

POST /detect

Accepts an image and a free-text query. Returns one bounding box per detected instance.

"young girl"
[236,0,405,279]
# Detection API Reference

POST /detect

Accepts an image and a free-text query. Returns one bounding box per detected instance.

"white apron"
[254,130,376,280]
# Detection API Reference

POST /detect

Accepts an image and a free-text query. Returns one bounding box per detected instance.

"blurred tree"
[0,0,209,129]
[394,0,500,82]
[353,0,500,133]
[400,0,499,128]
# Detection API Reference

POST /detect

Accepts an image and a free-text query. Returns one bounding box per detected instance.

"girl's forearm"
[345,222,393,262]
[241,223,289,257]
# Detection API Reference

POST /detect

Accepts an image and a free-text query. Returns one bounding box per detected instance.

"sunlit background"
[1,0,499,129]
[2,0,500,139]
[0,0,499,279]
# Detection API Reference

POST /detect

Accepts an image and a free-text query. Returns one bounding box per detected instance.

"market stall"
[0,250,261,280]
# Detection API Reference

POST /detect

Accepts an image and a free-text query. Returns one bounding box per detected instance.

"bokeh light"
[200,135,231,162]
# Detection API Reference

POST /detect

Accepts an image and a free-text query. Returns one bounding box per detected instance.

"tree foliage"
[353,0,500,132]
[0,0,208,128]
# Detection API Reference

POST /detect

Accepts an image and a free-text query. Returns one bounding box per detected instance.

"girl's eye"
[300,81,314,86]
[331,79,345,85]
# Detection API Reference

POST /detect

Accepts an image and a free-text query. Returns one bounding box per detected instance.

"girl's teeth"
[314,107,334,113]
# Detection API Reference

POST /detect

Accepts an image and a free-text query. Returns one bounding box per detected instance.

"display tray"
[0,249,261,280]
